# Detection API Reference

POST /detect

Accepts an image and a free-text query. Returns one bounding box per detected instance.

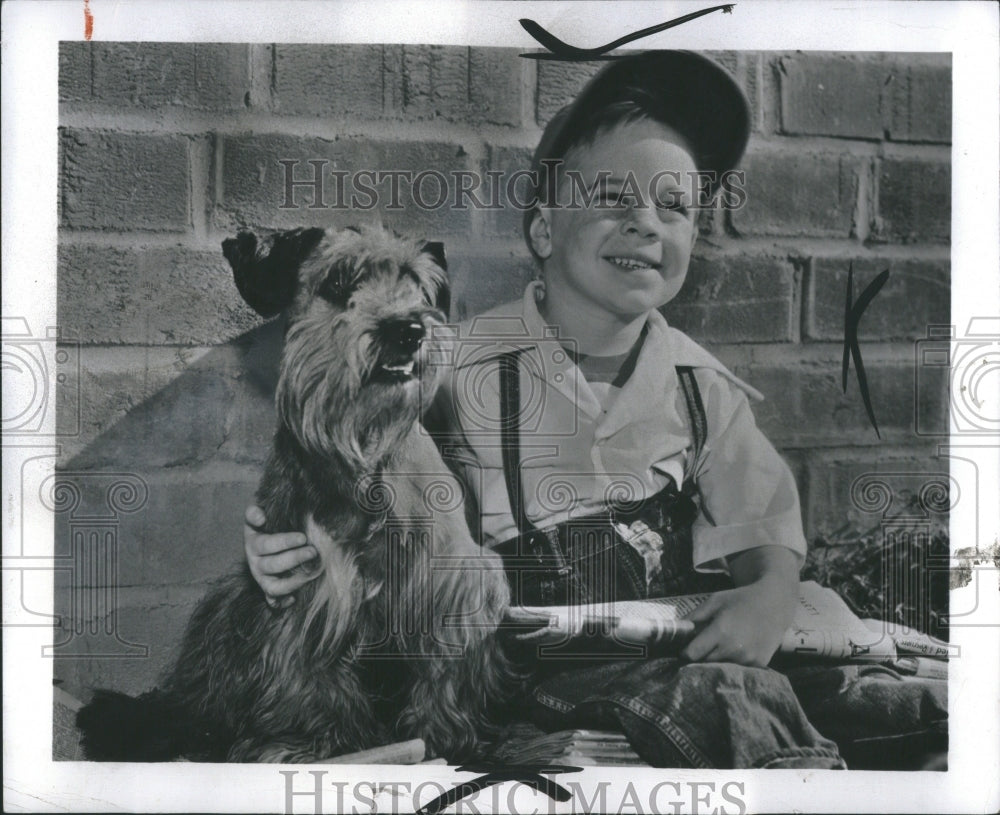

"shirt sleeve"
[690,370,808,573]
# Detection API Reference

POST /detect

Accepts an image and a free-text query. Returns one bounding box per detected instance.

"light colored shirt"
[430,282,807,573]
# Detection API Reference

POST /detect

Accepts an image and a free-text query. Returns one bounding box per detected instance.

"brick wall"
[55,45,950,696]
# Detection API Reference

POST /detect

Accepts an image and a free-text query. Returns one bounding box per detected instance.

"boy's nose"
[621,204,663,239]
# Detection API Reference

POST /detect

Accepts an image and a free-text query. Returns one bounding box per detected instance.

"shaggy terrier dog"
[77,226,513,763]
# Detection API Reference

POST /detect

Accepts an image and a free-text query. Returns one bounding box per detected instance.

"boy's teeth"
[608,256,653,270]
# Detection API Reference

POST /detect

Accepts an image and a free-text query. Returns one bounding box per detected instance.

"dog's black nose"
[384,320,425,354]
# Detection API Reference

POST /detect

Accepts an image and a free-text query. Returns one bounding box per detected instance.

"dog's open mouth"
[373,318,430,383]
[376,358,418,382]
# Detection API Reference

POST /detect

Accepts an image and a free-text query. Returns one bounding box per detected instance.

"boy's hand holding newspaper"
[680,545,801,667]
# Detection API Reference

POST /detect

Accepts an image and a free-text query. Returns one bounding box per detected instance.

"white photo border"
[3,1,998,812]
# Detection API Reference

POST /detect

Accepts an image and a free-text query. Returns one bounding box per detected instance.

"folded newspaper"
[504,580,949,662]
[491,729,649,766]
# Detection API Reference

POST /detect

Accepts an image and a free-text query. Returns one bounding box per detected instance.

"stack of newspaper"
[326,738,427,764]
[861,619,950,678]
[491,729,649,766]
[505,580,951,670]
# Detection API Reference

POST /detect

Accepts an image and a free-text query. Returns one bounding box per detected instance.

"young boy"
[244,51,845,768]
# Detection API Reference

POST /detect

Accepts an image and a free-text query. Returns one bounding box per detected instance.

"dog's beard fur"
[77,226,518,765]
[251,239,456,680]
[277,294,441,473]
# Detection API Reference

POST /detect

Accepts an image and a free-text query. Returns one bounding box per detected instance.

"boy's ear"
[528,208,553,259]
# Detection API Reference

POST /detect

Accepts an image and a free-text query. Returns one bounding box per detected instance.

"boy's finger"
[249,531,310,557]
[262,546,319,575]
[304,514,337,548]
[259,570,316,599]
[279,563,322,589]
[680,625,719,662]
[697,643,726,664]
[258,576,289,598]
[245,505,267,528]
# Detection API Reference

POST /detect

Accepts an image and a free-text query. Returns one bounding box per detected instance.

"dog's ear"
[421,240,450,316]
[223,228,326,318]
[421,240,447,273]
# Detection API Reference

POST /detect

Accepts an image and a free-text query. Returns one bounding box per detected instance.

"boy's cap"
[524,50,751,247]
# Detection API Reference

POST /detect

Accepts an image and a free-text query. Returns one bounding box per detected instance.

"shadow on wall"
[52,319,286,699]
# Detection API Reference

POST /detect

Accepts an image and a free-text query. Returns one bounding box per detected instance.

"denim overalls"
[493,350,730,606]
[492,348,848,769]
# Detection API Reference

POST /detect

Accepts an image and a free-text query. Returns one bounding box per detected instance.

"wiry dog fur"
[77,226,515,763]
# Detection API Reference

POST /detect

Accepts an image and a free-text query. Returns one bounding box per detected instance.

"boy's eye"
[658,201,690,218]
[656,191,691,217]
[595,190,638,211]
[594,191,628,209]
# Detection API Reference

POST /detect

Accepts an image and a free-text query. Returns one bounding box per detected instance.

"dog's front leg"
[396,547,518,762]
[229,735,331,763]
[229,722,390,764]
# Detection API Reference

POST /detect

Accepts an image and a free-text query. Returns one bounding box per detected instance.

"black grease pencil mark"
[842,262,891,438]
[519,4,735,60]
[415,765,581,814]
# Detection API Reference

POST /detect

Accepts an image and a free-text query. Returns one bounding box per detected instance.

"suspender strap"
[675,365,707,481]
[498,352,708,535]
[498,350,536,537]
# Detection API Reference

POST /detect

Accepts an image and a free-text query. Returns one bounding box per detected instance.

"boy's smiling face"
[532,118,699,324]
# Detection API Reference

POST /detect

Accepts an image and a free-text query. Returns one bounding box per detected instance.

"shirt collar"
[451,283,763,403]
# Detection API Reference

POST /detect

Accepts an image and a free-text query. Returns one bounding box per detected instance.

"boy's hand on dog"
[244,505,320,609]
[680,545,800,667]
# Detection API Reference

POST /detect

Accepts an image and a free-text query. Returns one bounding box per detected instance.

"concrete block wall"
[55,44,950,696]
